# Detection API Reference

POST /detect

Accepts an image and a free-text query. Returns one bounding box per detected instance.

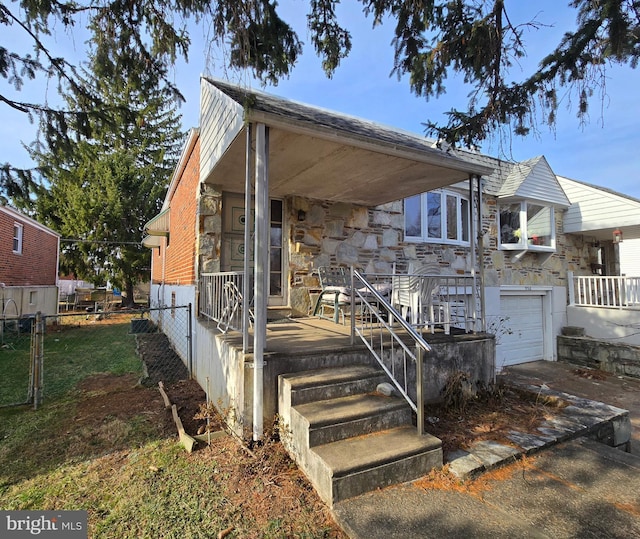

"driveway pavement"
[332,360,640,538]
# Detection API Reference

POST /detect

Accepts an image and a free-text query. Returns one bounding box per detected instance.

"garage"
[497,292,549,368]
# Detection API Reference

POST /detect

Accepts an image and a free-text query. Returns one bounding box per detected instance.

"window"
[499,201,555,251]
[405,190,470,244]
[13,223,23,254]
[29,291,37,305]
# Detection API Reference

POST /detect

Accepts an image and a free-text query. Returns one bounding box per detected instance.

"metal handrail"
[199,272,248,330]
[350,268,431,436]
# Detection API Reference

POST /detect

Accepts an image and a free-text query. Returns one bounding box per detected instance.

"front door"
[221,192,285,306]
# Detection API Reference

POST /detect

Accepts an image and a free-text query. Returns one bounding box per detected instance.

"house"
[0,205,60,319]
[556,176,640,345]
[144,78,640,504]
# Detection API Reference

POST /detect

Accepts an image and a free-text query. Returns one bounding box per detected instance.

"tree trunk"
[122,280,136,308]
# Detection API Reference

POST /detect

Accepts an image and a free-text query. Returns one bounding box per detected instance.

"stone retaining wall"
[558,328,640,378]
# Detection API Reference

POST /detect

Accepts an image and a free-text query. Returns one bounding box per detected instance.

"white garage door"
[497,295,545,368]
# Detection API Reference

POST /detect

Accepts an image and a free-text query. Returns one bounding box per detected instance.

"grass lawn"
[0,319,345,538]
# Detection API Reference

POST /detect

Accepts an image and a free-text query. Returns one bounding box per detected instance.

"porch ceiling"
[575,224,640,243]
[204,123,492,207]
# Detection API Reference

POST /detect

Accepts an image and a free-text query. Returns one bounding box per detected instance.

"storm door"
[221,192,285,306]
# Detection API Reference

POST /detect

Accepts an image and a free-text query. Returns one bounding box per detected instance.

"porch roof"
[558,176,640,242]
[202,78,494,206]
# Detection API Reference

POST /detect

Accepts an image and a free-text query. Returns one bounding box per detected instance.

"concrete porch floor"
[217,315,483,356]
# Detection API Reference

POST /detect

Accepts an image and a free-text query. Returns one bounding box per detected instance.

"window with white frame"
[13,222,23,254]
[404,189,470,244]
[499,201,555,251]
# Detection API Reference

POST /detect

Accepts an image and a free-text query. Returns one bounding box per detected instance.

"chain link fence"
[0,305,192,409]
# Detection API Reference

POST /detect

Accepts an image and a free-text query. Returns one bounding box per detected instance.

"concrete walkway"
[333,361,640,538]
[500,360,640,456]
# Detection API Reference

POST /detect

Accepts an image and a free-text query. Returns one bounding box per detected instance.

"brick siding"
[151,138,199,285]
[0,209,59,286]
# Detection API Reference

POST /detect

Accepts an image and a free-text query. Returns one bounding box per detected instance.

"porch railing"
[199,272,248,331]
[568,271,640,309]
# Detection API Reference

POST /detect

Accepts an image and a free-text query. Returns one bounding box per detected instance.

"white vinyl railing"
[568,271,640,309]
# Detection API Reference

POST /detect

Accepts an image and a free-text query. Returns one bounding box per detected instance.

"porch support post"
[253,123,269,441]
[243,124,253,353]
[471,174,486,333]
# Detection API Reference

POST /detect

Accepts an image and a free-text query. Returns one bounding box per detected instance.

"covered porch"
[198,78,494,441]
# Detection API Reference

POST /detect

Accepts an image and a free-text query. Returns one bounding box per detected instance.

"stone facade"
[286,190,597,315]
[198,184,223,275]
[195,185,598,317]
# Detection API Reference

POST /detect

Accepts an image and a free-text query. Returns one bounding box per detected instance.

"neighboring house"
[144,78,640,439]
[557,177,640,345]
[0,205,60,318]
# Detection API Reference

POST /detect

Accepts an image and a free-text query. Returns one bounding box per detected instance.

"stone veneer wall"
[195,187,601,317]
[288,194,477,316]
[198,184,223,275]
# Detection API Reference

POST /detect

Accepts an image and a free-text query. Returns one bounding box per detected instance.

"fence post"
[567,271,575,306]
[187,303,193,379]
[31,312,44,410]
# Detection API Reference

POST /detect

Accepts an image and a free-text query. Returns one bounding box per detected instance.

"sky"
[2,1,640,200]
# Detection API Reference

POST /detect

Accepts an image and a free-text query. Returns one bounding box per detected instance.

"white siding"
[498,156,569,207]
[199,78,245,182]
[515,157,570,206]
[559,176,640,233]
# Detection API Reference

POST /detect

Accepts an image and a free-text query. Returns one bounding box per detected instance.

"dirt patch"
[77,335,215,437]
[424,385,567,456]
[136,332,190,386]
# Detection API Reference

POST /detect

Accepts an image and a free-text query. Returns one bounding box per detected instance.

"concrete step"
[293,392,412,447]
[278,365,443,507]
[309,426,442,505]
[283,365,387,406]
[278,365,387,428]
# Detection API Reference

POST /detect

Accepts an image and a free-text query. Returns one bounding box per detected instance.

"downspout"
[253,123,269,442]
[160,237,166,329]
[243,124,253,353]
